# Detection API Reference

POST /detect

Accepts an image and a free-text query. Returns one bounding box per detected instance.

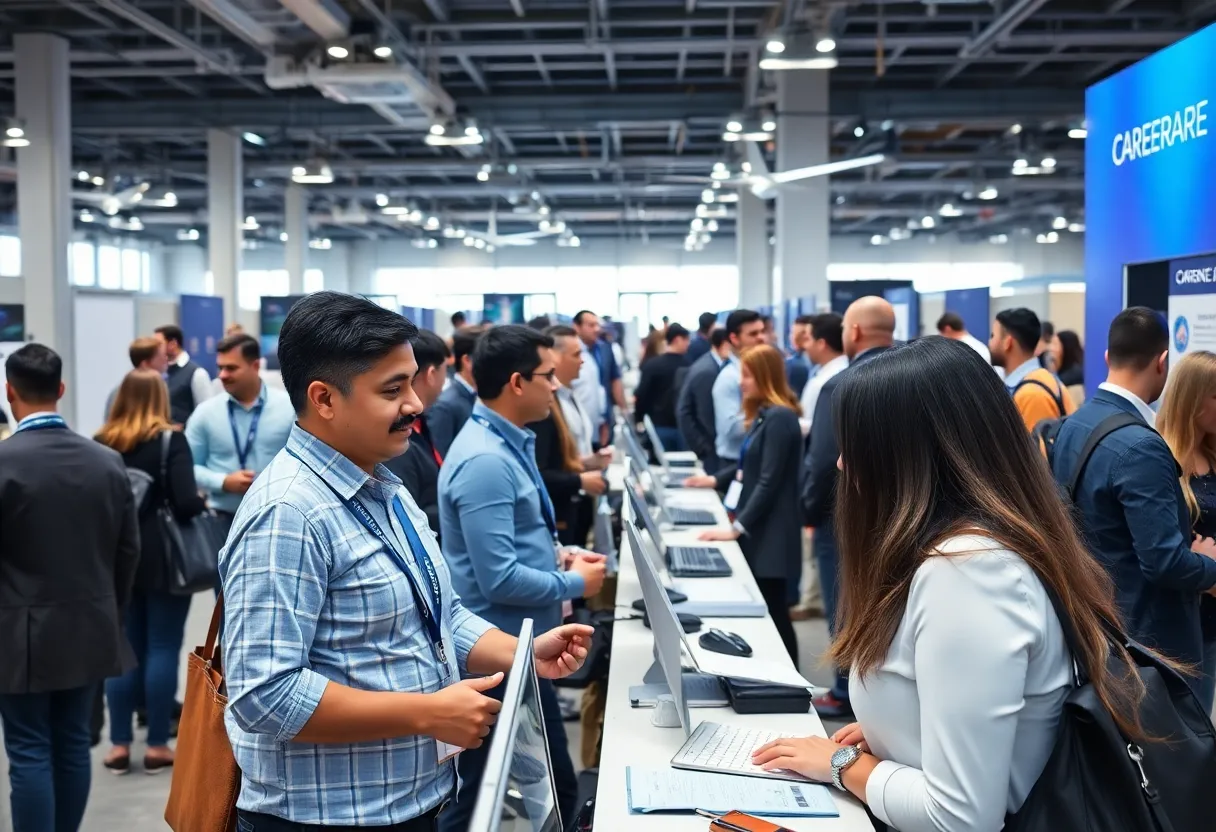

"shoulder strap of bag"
[158,429,173,505]
[1015,377,1066,418]
[203,595,224,665]
[1065,412,1144,500]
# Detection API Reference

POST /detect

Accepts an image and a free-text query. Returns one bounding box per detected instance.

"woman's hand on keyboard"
[750,736,841,782]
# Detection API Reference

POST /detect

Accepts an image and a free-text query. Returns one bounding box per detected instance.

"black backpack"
[1015,376,1068,419]
[1034,411,1143,500]
[1006,587,1216,831]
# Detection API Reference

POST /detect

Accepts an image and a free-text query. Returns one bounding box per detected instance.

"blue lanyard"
[471,414,560,544]
[16,414,68,433]
[286,449,447,664]
[737,416,763,470]
[228,400,264,470]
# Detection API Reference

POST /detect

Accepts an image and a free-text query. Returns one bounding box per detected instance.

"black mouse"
[699,628,752,657]
[631,588,688,612]
[642,609,702,633]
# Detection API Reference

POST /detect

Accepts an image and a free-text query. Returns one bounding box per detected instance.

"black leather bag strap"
[158,429,174,508]
[1065,412,1143,501]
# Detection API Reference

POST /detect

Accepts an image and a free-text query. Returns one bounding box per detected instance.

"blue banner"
[943,289,991,339]
[1168,254,1216,296]
[260,295,306,370]
[883,286,920,342]
[180,294,224,377]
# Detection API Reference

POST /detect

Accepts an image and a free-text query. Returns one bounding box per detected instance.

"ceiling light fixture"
[375,193,390,207]
[242,132,266,147]
[701,189,715,203]
[309,238,332,250]
[177,228,200,241]
[870,234,888,246]
[429,123,445,136]
[990,233,1010,244]
[760,33,837,70]
[76,170,91,182]
[1068,127,1088,140]
[425,121,483,147]
[1068,222,1086,233]
[815,36,836,53]
[326,45,349,59]
[291,158,334,184]
[242,215,260,230]
[1052,216,1068,230]
[1010,123,1023,135]
[374,45,393,59]
[424,216,441,231]
[939,203,963,217]
[279,231,289,242]
[2,118,29,147]
[978,185,999,200]
[79,209,95,223]
[92,175,106,187]
[726,120,743,133]
[921,215,936,229]
[762,119,777,132]
[1041,156,1057,169]
[853,122,867,138]
[766,38,786,53]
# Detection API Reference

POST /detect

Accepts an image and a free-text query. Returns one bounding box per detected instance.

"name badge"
[723,479,743,512]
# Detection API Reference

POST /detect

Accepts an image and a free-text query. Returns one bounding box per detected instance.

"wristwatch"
[830,743,864,791]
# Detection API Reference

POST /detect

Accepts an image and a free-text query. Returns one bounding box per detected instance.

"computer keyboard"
[672,721,809,781]
[666,506,718,526]
[666,458,699,468]
[668,546,732,576]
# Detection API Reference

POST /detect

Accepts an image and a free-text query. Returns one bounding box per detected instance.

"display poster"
[883,286,919,342]
[483,294,526,324]
[260,295,307,370]
[798,295,818,315]
[1168,254,1216,365]
[401,306,421,325]
[943,288,991,341]
[0,341,23,428]
[785,299,800,352]
[179,295,224,377]
[0,304,25,343]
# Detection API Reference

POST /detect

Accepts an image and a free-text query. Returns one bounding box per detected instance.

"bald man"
[800,295,896,720]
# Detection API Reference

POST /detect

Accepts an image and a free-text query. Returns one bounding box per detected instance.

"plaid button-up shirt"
[219,424,493,825]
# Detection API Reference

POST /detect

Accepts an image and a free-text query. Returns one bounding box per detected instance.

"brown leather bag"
[165,599,240,832]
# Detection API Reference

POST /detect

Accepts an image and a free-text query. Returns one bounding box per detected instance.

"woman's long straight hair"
[830,336,1148,739]
[739,345,800,426]
[1158,350,1216,523]
[96,369,174,453]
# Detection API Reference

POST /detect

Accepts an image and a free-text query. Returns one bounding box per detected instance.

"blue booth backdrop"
[943,289,991,343]
[1086,22,1216,392]
[179,294,224,378]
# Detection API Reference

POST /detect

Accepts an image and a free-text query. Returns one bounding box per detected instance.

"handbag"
[1005,588,1216,832]
[165,598,240,832]
[156,431,224,595]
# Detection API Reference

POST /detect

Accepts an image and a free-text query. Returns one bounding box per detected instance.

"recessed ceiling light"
[374,46,393,59]
[327,45,349,59]
[77,170,90,182]
[921,215,936,229]
[762,120,776,132]
[726,120,743,133]
[979,186,999,200]
[1041,156,1057,169]
[1068,127,1088,140]
[1052,216,1068,230]
[766,39,786,54]
[1010,123,1023,134]
[241,132,266,146]
[430,123,446,136]
[815,37,836,53]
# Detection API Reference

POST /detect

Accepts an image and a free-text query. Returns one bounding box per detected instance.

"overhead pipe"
[958,0,1053,59]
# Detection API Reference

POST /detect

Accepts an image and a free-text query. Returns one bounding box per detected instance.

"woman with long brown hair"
[684,344,803,662]
[95,370,206,775]
[748,337,1149,831]
[1158,349,1216,709]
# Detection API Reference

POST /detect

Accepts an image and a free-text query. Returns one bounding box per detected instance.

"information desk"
[593,469,875,831]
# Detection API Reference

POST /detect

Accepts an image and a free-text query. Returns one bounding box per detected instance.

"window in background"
[70,242,95,287]
[826,262,1023,294]
[204,270,214,296]
[555,267,618,317]
[675,266,737,324]
[0,236,20,278]
[121,248,142,291]
[239,269,289,310]
[97,245,122,289]
[433,293,482,317]
[141,251,152,293]
[524,293,557,320]
[304,268,324,293]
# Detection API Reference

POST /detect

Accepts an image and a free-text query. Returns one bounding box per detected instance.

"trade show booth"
[1086,21,1216,390]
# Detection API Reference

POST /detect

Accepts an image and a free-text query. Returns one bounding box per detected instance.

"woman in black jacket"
[95,369,206,775]
[685,344,803,664]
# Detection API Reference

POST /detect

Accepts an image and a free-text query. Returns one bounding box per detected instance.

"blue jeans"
[0,685,95,832]
[812,522,849,702]
[107,590,193,747]
[655,425,687,454]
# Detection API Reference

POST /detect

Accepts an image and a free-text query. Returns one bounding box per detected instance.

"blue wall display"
[260,295,306,370]
[943,289,991,341]
[179,295,224,377]
[0,303,25,344]
[1086,23,1216,392]
[830,280,913,315]
[882,286,921,342]
[483,294,525,324]
[798,295,817,316]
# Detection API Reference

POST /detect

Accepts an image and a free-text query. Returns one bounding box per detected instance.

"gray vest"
[165,360,202,424]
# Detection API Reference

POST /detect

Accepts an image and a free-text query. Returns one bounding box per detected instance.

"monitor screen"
[619,420,650,473]
[642,414,668,464]
[624,473,667,570]
[467,620,563,832]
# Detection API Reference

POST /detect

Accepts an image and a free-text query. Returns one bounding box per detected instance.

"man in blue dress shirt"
[712,308,767,467]
[439,325,606,831]
[219,293,592,831]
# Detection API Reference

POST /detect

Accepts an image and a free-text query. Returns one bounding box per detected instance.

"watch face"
[831,746,856,767]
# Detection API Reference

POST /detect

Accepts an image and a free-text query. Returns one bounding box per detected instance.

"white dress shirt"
[960,332,992,366]
[572,342,606,431]
[175,351,215,407]
[800,354,849,423]
[851,535,1072,832]
[1098,381,1157,428]
[557,385,593,456]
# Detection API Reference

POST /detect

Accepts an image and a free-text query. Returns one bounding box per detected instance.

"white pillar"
[207,129,242,322]
[284,184,307,295]
[347,239,377,296]
[15,33,75,424]
[736,191,770,309]
[774,70,830,305]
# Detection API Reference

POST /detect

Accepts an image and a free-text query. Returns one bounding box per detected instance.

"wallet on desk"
[724,678,812,715]
[709,810,793,832]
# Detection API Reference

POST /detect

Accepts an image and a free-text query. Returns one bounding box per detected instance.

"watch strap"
[831,744,863,791]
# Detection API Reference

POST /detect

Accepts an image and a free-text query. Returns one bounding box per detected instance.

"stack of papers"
[626,767,838,817]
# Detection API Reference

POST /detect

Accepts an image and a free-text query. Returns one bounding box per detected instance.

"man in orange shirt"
[989,307,1076,431]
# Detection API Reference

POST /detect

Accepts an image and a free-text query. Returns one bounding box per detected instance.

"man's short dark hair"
[473,325,555,400]
[573,310,598,326]
[795,314,816,327]
[710,328,730,349]
[544,324,577,341]
[5,343,62,402]
[1108,306,1168,371]
[698,312,717,334]
[995,308,1042,354]
[278,291,418,413]
[451,326,481,372]
[725,308,762,338]
[216,333,260,363]
[527,315,552,331]
[451,311,467,328]
[937,312,965,333]
[665,323,690,344]
[154,324,183,346]
[1040,320,1055,341]
[411,329,451,372]
[809,313,844,353]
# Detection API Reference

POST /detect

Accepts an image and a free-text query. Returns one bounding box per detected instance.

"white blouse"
[850,535,1073,832]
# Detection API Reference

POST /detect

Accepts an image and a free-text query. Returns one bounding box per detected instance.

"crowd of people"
[0,290,1212,832]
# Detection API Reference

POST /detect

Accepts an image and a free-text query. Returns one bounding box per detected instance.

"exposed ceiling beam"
[457,55,491,93]
[604,51,618,89]
[422,0,449,21]
[510,0,526,16]
[958,0,1054,59]
[535,54,552,86]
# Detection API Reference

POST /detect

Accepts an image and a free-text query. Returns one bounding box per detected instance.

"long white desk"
[592,463,874,831]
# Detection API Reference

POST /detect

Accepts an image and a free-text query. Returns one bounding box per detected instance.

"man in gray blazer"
[0,344,140,831]
[676,328,730,472]
[429,326,481,457]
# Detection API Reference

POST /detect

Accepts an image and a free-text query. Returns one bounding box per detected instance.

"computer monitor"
[624,470,669,572]
[626,522,692,736]
[642,414,678,473]
[467,619,563,832]
[618,418,651,474]
[592,495,618,573]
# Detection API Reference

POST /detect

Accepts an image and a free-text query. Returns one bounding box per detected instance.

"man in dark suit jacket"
[800,297,896,719]
[0,344,139,830]
[386,330,451,538]
[429,326,480,457]
[676,328,730,472]
[635,323,691,451]
[785,315,816,395]
[685,312,718,364]
[1052,308,1216,675]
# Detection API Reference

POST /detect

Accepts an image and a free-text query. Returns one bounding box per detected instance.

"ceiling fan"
[653,141,886,200]
[463,203,565,248]
[72,180,179,215]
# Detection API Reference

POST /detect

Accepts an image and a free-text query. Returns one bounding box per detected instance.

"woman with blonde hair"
[1157,349,1216,709]
[95,370,206,775]
[684,344,803,661]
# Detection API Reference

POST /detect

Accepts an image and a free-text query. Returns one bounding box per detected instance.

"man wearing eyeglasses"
[437,325,604,832]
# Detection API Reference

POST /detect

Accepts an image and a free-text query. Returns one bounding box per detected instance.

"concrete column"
[207,129,242,322]
[347,239,378,296]
[15,34,75,423]
[284,184,308,295]
[736,191,770,308]
[774,69,830,305]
